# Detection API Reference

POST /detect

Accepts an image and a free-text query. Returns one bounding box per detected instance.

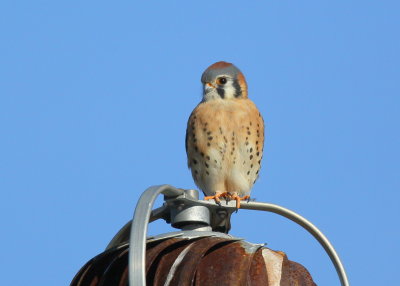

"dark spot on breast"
[206,155,210,160]
[207,131,211,135]
[247,171,250,175]
[250,148,253,153]
[250,155,253,160]
[192,159,197,165]
[256,141,259,145]
[247,131,251,135]
[251,164,253,168]
[243,161,246,165]
[195,170,198,174]
[224,136,228,143]
[208,136,213,141]
[219,127,223,134]
[205,122,208,126]
[206,171,210,175]
[250,122,252,126]
[194,146,198,152]
[257,152,260,156]
[214,160,217,163]
[256,170,259,174]
[205,162,209,168]
[200,152,204,157]
[203,128,207,132]
[230,151,233,155]
[207,142,211,146]
[245,142,249,146]
[258,160,261,164]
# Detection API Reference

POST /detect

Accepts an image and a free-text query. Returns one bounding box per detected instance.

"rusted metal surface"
[71,236,316,286]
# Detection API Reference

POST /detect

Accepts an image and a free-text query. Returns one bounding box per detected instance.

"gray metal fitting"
[170,204,211,230]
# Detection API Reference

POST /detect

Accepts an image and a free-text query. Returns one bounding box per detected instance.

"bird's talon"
[204,192,229,206]
[242,195,250,203]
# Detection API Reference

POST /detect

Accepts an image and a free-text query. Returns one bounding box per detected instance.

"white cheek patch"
[203,89,220,101]
[202,80,237,101]
[223,82,237,99]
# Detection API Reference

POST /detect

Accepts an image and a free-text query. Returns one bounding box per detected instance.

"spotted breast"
[185,61,264,206]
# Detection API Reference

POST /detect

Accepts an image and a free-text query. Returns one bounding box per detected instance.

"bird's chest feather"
[191,100,252,139]
[187,99,263,179]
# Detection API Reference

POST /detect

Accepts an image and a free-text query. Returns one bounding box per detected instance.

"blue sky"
[1,1,399,285]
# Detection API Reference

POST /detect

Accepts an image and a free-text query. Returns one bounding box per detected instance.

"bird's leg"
[204,192,229,206]
[230,194,250,209]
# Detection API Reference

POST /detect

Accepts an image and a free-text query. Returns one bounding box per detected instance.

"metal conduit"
[129,185,349,286]
[240,202,349,286]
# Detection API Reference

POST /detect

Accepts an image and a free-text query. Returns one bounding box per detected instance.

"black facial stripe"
[233,79,242,98]
[217,88,225,99]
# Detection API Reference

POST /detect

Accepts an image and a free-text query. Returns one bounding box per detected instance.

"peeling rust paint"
[71,236,316,286]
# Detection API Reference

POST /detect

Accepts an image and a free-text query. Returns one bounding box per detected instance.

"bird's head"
[201,61,248,102]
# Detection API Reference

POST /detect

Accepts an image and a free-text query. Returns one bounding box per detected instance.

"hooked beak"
[204,82,216,93]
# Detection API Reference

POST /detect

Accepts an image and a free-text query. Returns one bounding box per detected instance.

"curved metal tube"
[129,185,184,286]
[106,205,169,250]
[241,201,350,286]
[129,185,349,286]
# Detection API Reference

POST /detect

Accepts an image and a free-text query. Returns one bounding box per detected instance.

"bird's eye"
[216,77,227,85]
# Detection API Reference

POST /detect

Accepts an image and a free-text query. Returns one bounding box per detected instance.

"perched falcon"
[186,61,264,208]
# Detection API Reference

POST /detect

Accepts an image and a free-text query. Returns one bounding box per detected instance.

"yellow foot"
[204,192,230,205]
[204,193,250,209]
[230,194,250,209]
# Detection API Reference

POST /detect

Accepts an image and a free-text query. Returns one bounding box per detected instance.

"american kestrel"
[186,61,264,208]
